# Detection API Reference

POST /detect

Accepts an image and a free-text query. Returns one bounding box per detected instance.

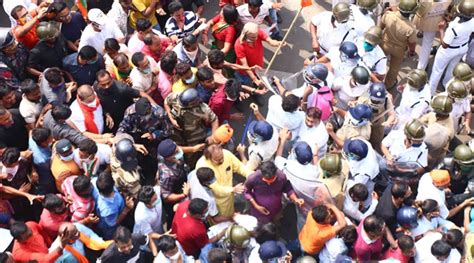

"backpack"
[310,86,334,121]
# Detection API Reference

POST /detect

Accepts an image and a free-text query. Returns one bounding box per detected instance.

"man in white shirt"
[128,18,154,54]
[416,170,451,219]
[356,26,387,82]
[68,85,105,134]
[78,9,125,55]
[414,232,461,263]
[331,66,371,110]
[130,52,159,93]
[155,235,194,263]
[238,120,278,171]
[73,139,111,177]
[296,108,328,159]
[237,0,281,39]
[343,183,378,222]
[18,79,42,129]
[265,94,304,134]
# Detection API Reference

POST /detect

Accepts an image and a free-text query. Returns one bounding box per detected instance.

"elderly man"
[195,143,252,217]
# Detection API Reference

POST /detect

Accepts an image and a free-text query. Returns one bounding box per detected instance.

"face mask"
[360,7,369,15]
[226,95,237,101]
[411,143,422,148]
[248,133,263,144]
[141,67,152,75]
[84,99,97,108]
[87,58,98,65]
[184,48,198,61]
[174,149,184,160]
[184,74,196,84]
[262,176,277,184]
[201,210,209,220]
[2,165,19,181]
[363,41,374,52]
[153,198,160,207]
[288,151,297,161]
[60,153,74,161]
[167,250,180,261]
[461,165,473,174]
[340,53,349,63]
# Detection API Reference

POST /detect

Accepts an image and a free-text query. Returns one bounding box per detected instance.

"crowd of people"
[0,0,473,262]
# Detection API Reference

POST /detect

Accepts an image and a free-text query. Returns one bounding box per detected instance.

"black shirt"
[374,186,398,235]
[179,0,204,12]
[94,80,140,133]
[99,234,147,263]
[28,36,69,72]
[0,109,29,150]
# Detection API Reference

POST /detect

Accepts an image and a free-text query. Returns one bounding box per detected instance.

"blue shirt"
[61,12,87,42]
[28,138,52,166]
[62,53,105,86]
[91,177,125,239]
[195,83,213,104]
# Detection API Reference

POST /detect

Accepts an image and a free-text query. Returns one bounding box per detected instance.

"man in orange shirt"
[299,203,347,256]
[11,2,50,50]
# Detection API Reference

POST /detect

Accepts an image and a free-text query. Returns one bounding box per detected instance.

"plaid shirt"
[117,103,171,142]
[157,159,189,198]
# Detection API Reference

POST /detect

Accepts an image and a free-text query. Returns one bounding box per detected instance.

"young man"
[99,226,148,263]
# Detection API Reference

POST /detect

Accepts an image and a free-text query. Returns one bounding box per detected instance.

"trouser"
[428,46,466,95]
[268,8,282,38]
[382,43,406,88]
[417,31,437,70]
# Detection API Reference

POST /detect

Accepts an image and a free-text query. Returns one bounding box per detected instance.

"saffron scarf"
[77,97,100,134]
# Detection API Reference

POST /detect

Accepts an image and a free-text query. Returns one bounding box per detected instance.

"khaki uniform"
[381,11,417,87]
[336,118,372,141]
[318,160,349,210]
[420,112,455,168]
[165,92,217,146]
[358,96,395,154]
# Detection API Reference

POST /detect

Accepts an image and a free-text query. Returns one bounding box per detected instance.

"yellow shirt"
[130,0,158,29]
[172,67,198,93]
[195,150,252,217]
[51,155,81,192]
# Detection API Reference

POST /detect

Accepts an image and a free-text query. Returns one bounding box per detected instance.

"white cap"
[88,8,107,26]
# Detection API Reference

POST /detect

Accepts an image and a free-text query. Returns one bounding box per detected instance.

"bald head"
[58,222,80,244]
[77,85,96,104]
[204,144,224,165]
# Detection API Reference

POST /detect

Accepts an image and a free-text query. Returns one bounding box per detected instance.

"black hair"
[157,235,177,253]
[44,67,63,85]
[160,51,178,75]
[113,53,129,67]
[224,78,241,99]
[420,199,439,215]
[431,240,451,258]
[260,161,277,178]
[207,49,225,67]
[143,33,156,45]
[78,46,98,60]
[2,147,20,165]
[175,62,191,76]
[311,205,330,224]
[392,182,410,199]
[131,52,146,67]
[183,34,198,47]
[168,1,184,14]
[20,79,39,94]
[306,107,322,120]
[114,226,132,244]
[51,104,72,121]
[398,235,415,253]
[339,225,357,248]
[248,0,263,7]
[31,128,51,145]
[197,66,214,82]
[96,69,111,80]
[255,223,279,244]
[188,198,208,215]
[208,248,232,263]
[96,170,115,196]
[196,167,215,185]
[136,19,152,32]
[349,183,368,202]
[10,221,28,240]
[138,185,155,204]
[104,38,120,51]
[363,215,385,237]
[42,193,64,210]
[50,2,68,14]
[0,252,11,263]
[281,94,300,112]
[443,229,464,248]
[73,176,91,195]
[78,139,98,155]
[11,5,25,20]
[222,4,239,24]
[0,85,12,100]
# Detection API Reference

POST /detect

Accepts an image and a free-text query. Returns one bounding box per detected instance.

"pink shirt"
[158,70,173,99]
[141,37,171,63]
[61,176,95,222]
[352,220,383,261]
[383,247,410,263]
[39,208,69,241]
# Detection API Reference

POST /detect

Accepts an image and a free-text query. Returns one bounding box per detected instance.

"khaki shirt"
[336,118,372,141]
[414,0,451,32]
[420,112,455,141]
[381,11,417,49]
[358,96,395,126]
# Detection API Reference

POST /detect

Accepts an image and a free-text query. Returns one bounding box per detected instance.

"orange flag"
[301,0,313,7]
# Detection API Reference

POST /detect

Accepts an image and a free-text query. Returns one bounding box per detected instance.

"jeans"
[268,8,282,38]
[234,71,253,86]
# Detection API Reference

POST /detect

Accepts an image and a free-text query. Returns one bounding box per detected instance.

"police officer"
[444,80,471,132]
[449,62,474,92]
[429,0,474,95]
[332,66,371,110]
[394,69,431,129]
[222,225,255,262]
[414,0,453,70]
[396,206,419,230]
[319,153,347,206]
[351,0,377,36]
[343,139,380,204]
[448,143,474,199]
[320,41,362,79]
[165,88,219,166]
[294,63,334,106]
[358,82,396,153]
[310,3,357,55]
[328,103,373,147]
[237,120,278,171]
[111,135,142,198]
[357,26,388,82]
[380,0,418,89]
[381,119,428,175]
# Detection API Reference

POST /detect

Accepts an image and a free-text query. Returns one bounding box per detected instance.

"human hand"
[294,198,304,207]
[250,103,259,113]
[182,182,190,196]
[19,183,32,193]
[462,197,474,207]
[255,204,270,215]
[170,117,181,130]
[326,122,334,133]
[233,183,245,194]
[253,78,264,88]
[239,91,250,100]
[303,85,313,97]
[26,194,44,205]
[84,214,100,224]
[20,150,33,160]
[105,114,114,129]
[279,127,291,141]
[30,172,39,184]
[255,88,268,95]
[37,7,49,19]
[125,196,135,210]
[192,143,205,152]
[312,40,320,53]
[230,113,244,122]
[141,132,154,140]
[134,144,149,155]
[236,144,246,154]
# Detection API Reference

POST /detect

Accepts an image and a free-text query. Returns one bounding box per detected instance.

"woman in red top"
[205,5,239,62]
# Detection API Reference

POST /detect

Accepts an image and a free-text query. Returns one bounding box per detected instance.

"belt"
[448,42,469,49]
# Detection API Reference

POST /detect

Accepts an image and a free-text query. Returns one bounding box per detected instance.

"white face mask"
[184,47,198,61]
[184,74,196,84]
[167,250,180,261]
[85,99,97,108]
[60,153,74,162]
[2,164,19,181]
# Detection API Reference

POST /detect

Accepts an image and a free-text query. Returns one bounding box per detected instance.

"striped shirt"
[61,176,95,222]
[165,11,198,39]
